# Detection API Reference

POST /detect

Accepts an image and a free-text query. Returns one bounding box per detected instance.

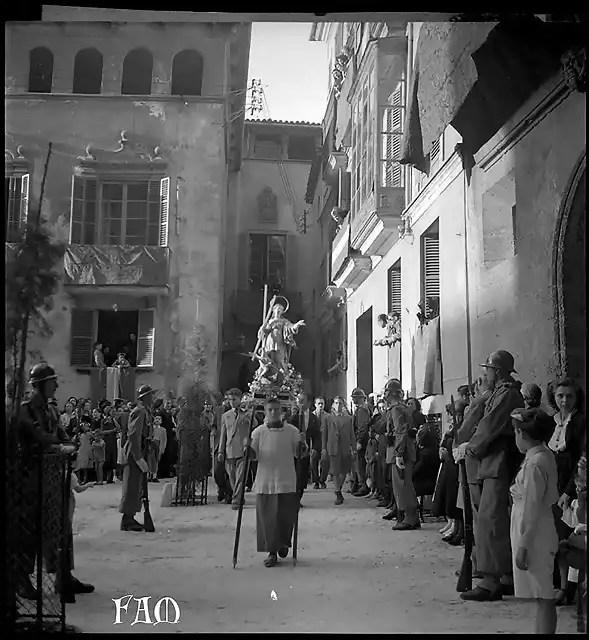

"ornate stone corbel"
[561,46,587,93]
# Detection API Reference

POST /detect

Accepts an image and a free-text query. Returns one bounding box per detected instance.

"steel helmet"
[29,363,58,384]
[384,378,403,396]
[351,387,366,399]
[137,384,157,399]
[480,350,517,373]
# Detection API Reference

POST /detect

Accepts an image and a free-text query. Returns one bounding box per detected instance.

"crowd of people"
[12,350,585,631]
[209,351,586,632]
[56,395,182,485]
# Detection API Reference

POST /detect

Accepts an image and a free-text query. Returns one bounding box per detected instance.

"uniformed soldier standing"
[119,384,154,531]
[460,350,524,602]
[350,388,371,497]
[13,363,94,601]
[382,378,421,530]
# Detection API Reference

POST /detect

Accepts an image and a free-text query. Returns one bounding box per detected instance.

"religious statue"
[254,296,305,376]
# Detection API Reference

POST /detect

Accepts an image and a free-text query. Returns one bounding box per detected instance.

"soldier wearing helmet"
[459,350,525,602]
[14,363,93,601]
[119,384,155,531]
[380,378,420,530]
[349,388,371,497]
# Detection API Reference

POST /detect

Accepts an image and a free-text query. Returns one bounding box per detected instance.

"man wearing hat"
[119,384,154,531]
[460,350,524,602]
[382,378,420,530]
[13,364,93,600]
[350,388,371,497]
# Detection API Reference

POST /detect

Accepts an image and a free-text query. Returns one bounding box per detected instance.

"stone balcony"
[63,244,171,297]
[350,185,405,257]
[331,219,373,291]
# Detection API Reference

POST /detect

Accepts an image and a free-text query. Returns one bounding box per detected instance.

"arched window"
[28,47,54,93]
[171,49,204,96]
[121,48,153,95]
[73,48,103,94]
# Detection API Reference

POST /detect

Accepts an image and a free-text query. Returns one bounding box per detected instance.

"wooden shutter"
[422,234,440,315]
[69,176,97,244]
[338,171,351,212]
[388,261,402,315]
[19,174,29,230]
[137,309,155,368]
[341,313,348,371]
[159,177,170,247]
[430,138,441,170]
[70,309,95,367]
[6,177,20,240]
[147,180,161,246]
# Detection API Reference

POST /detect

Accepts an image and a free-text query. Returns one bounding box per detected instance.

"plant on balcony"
[5,219,65,410]
[175,324,213,499]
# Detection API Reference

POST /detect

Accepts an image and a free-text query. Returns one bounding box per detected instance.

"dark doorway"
[97,310,138,366]
[356,308,373,395]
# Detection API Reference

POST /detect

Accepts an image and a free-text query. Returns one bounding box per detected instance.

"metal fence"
[5,445,73,634]
[172,428,211,507]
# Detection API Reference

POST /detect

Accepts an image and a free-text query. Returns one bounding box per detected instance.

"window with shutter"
[421,228,440,318]
[430,138,441,171]
[379,81,405,189]
[6,175,27,242]
[248,234,287,291]
[137,309,155,368]
[158,177,169,246]
[70,176,98,244]
[388,261,402,315]
[70,309,96,367]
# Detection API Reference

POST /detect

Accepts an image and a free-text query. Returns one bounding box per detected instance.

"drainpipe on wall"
[462,171,473,388]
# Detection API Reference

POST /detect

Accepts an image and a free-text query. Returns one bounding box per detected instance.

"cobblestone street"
[66,481,579,634]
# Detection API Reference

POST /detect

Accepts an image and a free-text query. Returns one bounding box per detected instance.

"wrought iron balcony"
[63,244,171,296]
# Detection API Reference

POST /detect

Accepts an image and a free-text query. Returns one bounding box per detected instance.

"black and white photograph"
[5,6,586,635]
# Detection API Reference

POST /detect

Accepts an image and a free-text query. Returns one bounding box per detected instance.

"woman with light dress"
[510,407,560,634]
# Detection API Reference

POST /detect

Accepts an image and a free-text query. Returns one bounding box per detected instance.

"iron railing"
[5,445,74,634]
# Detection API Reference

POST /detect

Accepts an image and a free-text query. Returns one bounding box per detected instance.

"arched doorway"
[553,152,586,384]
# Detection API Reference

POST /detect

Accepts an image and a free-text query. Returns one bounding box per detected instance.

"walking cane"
[232,405,258,569]
[292,440,304,566]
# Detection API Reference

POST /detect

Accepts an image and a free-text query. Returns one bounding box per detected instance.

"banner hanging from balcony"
[400,22,498,172]
[64,245,169,287]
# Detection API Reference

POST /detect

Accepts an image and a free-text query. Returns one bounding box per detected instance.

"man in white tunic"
[245,397,307,567]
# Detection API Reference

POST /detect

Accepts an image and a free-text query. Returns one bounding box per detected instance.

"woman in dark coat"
[101,406,119,484]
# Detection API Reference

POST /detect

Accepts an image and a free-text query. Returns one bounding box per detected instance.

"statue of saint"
[255,296,305,377]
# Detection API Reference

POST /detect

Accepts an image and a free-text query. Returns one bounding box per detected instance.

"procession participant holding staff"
[244,396,307,568]
[119,384,154,532]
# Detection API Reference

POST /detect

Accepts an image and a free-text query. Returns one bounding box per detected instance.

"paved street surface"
[68,480,579,634]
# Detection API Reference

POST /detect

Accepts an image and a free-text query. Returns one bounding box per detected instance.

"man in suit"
[383,378,420,530]
[350,388,371,497]
[218,388,258,510]
[288,392,321,496]
[312,397,330,488]
[119,384,154,531]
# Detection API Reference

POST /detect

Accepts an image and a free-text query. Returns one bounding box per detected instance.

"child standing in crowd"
[76,422,94,485]
[91,410,106,485]
[510,407,560,634]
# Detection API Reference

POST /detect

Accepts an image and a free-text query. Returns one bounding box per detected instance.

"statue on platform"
[250,295,305,395]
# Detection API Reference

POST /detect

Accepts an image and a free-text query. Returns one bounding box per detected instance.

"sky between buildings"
[248,22,329,124]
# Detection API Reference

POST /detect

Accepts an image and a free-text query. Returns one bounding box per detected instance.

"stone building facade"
[5,18,251,404]
[220,119,322,393]
[307,18,586,413]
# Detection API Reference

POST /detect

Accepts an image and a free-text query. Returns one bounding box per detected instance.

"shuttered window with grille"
[421,225,440,318]
[248,234,287,291]
[5,174,29,242]
[69,176,170,246]
[380,81,405,189]
[388,260,402,315]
